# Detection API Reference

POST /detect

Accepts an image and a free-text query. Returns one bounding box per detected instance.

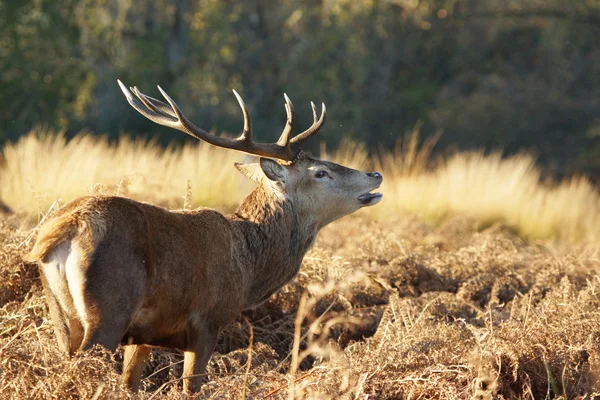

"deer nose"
[367,172,382,179]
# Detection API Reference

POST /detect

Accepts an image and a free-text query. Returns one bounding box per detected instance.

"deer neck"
[232,184,319,307]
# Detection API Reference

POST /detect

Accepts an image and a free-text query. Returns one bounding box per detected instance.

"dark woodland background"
[1,0,599,178]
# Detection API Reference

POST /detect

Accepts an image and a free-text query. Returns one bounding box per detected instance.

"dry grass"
[2,129,600,397]
[0,128,246,218]
[2,129,600,242]
[374,150,600,243]
[2,212,600,398]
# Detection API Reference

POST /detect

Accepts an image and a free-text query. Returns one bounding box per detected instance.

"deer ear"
[234,162,263,183]
[259,158,286,182]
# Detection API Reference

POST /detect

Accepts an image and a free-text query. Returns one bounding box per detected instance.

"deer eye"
[315,171,328,179]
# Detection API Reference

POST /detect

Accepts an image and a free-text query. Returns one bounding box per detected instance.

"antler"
[117,80,326,162]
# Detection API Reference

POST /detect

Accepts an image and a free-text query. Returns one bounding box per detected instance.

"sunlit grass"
[371,150,600,242]
[1,128,600,243]
[0,128,247,217]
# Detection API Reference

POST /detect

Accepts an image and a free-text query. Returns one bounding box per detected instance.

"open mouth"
[358,191,383,205]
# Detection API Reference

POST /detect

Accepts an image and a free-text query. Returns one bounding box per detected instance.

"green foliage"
[1,0,599,176]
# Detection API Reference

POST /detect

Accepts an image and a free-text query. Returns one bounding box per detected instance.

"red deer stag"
[26,80,383,393]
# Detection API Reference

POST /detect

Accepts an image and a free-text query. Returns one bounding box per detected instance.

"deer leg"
[39,273,70,355]
[67,316,85,354]
[182,327,220,394]
[122,344,152,392]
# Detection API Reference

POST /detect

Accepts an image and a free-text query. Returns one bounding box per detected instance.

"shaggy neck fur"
[232,183,319,307]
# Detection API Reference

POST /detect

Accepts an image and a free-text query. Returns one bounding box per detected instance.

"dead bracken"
[2,213,600,398]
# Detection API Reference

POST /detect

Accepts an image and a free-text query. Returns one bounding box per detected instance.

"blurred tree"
[0,0,599,177]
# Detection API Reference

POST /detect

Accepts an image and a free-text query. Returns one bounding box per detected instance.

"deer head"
[117,80,383,227]
[235,157,382,227]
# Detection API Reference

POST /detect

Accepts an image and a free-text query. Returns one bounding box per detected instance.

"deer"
[25,80,383,394]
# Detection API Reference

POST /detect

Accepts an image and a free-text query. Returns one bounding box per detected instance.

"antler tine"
[276,94,295,147]
[132,86,177,119]
[290,102,326,144]
[232,90,252,141]
[118,79,178,125]
[310,101,318,122]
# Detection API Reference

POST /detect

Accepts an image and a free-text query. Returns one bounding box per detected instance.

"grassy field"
[1,131,600,398]
[3,129,600,242]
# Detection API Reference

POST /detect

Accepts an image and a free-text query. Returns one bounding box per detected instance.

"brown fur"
[26,154,383,393]
[26,198,108,263]
[25,214,78,263]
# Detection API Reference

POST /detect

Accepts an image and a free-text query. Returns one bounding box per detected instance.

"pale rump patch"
[65,244,88,323]
[42,241,72,312]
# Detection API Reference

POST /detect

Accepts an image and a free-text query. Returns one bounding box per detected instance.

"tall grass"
[1,128,600,243]
[0,129,247,217]
[374,150,600,241]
